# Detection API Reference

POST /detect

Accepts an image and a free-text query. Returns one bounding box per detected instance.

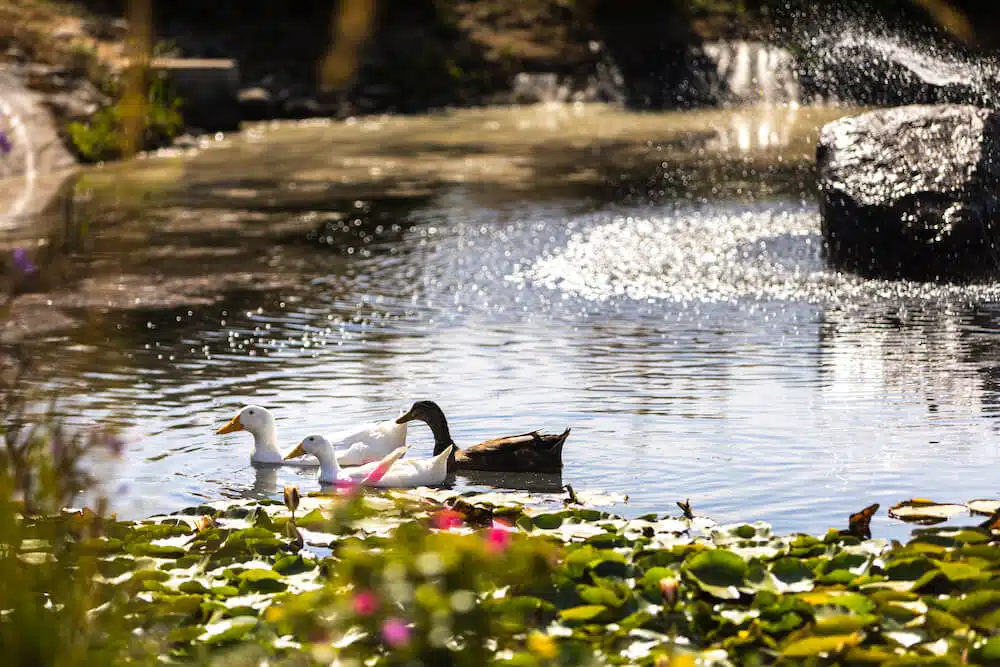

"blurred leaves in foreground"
[7,448,1000,665]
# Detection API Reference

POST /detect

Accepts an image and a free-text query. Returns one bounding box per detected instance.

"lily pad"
[237,569,287,593]
[129,569,171,584]
[558,604,607,624]
[126,543,187,559]
[888,499,968,525]
[770,557,814,586]
[797,591,874,614]
[812,614,878,635]
[199,616,258,645]
[273,554,315,575]
[178,580,210,594]
[968,499,1000,516]
[295,509,329,529]
[683,549,747,600]
[528,511,564,529]
[884,556,937,582]
[781,633,861,658]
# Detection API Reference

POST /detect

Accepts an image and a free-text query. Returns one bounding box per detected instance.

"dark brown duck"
[395,400,570,473]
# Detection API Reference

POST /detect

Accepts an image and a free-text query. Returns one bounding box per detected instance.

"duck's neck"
[422,407,458,456]
[314,446,342,483]
[250,423,283,463]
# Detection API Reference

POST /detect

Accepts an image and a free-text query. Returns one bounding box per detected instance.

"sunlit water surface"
[24,105,1000,540]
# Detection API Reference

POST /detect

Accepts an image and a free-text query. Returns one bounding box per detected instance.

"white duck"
[215,405,408,466]
[284,434,454,488]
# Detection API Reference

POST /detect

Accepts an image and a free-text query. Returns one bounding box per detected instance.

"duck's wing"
[460,429,570,471]
[327,421,384,447]
[336,440,381,467]
[330,420,408,466]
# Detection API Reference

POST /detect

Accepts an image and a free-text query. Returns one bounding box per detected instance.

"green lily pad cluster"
[6,488,1000,665]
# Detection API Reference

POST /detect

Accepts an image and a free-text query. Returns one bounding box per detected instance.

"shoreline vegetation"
[2,0,998,164]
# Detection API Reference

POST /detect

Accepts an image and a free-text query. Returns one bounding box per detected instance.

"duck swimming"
[395,400,570,473]
[284,434,454,488]
[215,405,408,466]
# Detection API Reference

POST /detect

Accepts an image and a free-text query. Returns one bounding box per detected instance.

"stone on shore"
[0,71,77,236]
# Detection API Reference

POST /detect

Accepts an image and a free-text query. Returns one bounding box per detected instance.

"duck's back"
[458,430,569,472]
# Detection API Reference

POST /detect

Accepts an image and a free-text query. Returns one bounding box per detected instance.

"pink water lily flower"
[352,590,378,616]
[381,617,411,647]
[485,524,512,553]
[433,509,463,531]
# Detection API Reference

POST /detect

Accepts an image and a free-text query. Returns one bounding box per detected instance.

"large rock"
[0,71,77,237]
[817,105,1000,281]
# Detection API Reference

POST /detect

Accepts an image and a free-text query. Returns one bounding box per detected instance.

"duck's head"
[216,405,275,436]
[395,400,444,425]
[285,434,332,461]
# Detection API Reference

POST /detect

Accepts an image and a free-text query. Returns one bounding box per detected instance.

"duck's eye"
[248,410,255,415]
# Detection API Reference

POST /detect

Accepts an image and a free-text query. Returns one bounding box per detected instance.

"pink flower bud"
[659,577,679,607]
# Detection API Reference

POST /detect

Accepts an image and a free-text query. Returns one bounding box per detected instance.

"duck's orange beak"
[216,414,245,435]
[284,442,306,460]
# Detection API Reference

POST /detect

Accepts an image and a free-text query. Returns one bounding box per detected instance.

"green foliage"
[0,413,157,664]
[67,72,183,163]
[6,483,1000,665]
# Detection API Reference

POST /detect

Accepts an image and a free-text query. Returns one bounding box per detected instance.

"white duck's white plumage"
[286,433,454,488]
[327,419,409,466]
[215,405,408,466]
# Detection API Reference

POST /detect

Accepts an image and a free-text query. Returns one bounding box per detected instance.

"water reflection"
[251,466,279,497]
[706,105,804,152]
[459,470,565,494]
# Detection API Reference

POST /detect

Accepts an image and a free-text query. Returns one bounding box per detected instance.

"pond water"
[20,104,1000,539]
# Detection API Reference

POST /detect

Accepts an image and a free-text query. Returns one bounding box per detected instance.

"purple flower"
[0,130,11,155]
[12,248,36,274]
[381,617,411,648]
[92,426,125,458]
[104,433,126,458]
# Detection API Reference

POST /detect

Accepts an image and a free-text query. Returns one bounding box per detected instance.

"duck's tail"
[432,445,454,469]
[427,445,455,483]
[548,428,571,459]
